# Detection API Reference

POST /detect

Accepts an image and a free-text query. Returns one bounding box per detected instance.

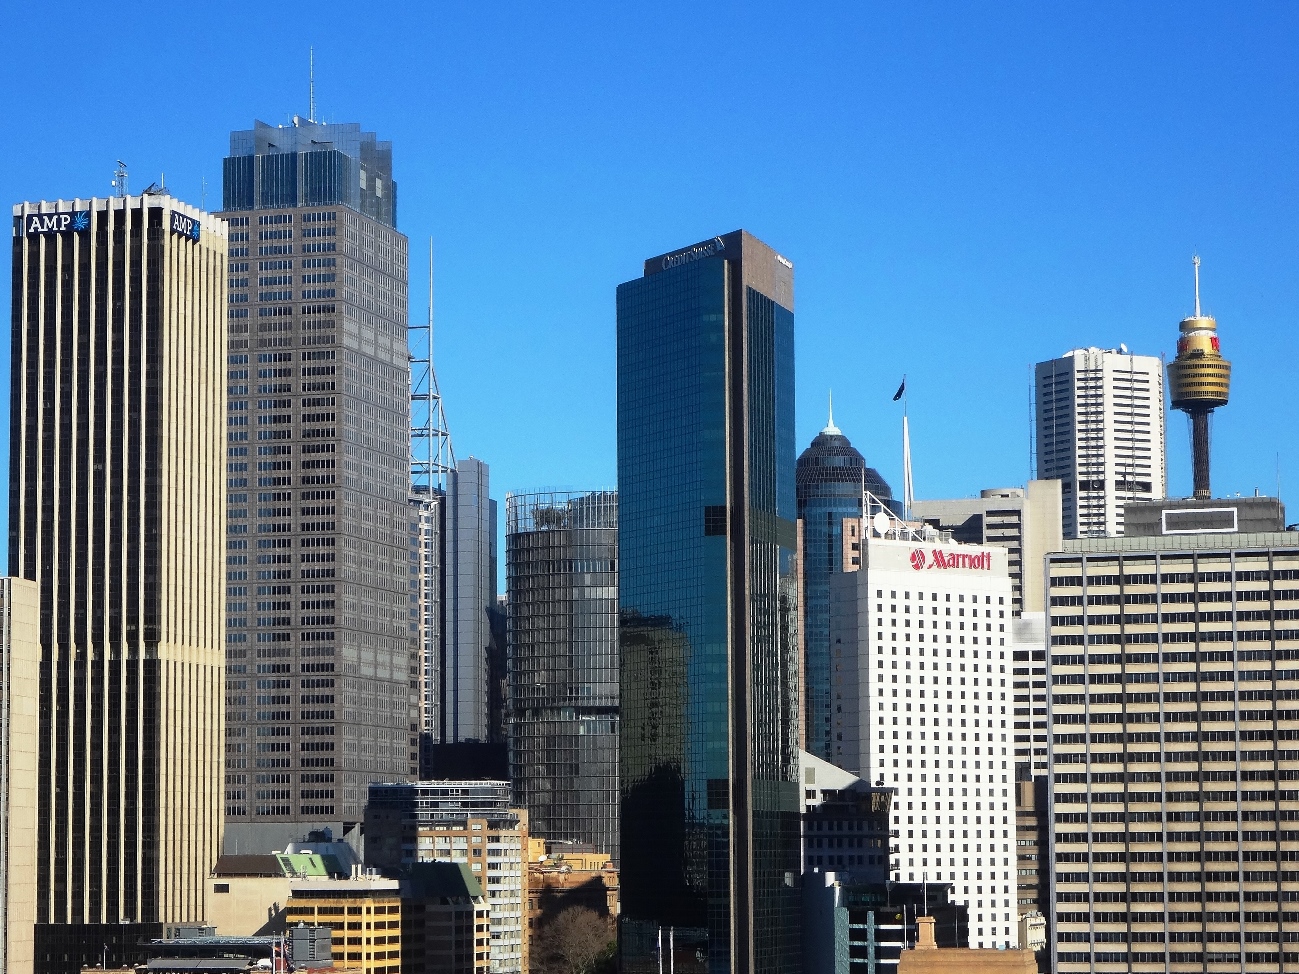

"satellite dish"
[872,511,890,537]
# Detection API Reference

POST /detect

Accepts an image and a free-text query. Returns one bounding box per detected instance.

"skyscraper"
[617,231,802,974]
[506,490,619,858]
[1035,347,1166,539]
[796,408,894,760]
[827,520,1018,949]
[219,117,417,850]
[1045,499,1298,973]
[445,458,497,745]
[10,194,227,973]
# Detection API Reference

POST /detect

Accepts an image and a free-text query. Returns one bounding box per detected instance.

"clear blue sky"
[4,2,1298,564]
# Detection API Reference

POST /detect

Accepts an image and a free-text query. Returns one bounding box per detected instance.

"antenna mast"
[309,47,316,122]
[112,160,128,198]
[410,238,456,491]
[1192,254,1201,317]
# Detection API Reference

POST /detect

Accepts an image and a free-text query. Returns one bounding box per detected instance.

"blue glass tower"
[795,412,894,760]
[617,231,801,974]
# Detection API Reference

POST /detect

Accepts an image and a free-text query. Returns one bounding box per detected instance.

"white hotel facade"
[829,519,1018,949]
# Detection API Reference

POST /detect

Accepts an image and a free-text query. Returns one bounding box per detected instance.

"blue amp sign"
[23,211,89,235]
[170,210,201,242]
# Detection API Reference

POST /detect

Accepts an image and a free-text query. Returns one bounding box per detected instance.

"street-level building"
[1035,347,1166,539]
[285,875,402,974]
[219,116,417,849]
[829,516,1018,949]
[1047,504,1299,973]
[364,781,528,974]
[403,861,491,974]
[10,194,227,974]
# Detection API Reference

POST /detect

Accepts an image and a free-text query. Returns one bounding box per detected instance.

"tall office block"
[1046,499,1299,974]
[828,521,1018,949]
[411,487,446,754]
[617,231,802,974]
[1,577,39,974]
[506,490,619,858]
[219,117,418,850]
[1035,348,1166,539]
[797,412,894,760]
[913,482,1062,941]
[445,458,497,744]
[10,195,226,973]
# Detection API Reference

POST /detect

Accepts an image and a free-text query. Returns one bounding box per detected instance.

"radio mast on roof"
[112,160,128,198]
[410,239,455,491]
[309,47,316,122]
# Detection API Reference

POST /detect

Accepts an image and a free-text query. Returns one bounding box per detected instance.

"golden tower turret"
[1166,256,1231,498]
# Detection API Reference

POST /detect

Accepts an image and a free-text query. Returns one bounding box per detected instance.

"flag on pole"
[892,379,906,402]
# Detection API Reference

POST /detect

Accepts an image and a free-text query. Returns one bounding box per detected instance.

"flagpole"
[901,374,914,521]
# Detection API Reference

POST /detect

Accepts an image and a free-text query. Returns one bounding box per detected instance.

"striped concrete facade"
[9,195,226,973]
[1047,535,1299,974]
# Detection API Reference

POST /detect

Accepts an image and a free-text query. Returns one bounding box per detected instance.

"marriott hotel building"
[829,523,1019,949]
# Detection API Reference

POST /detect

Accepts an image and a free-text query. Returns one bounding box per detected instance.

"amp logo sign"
[170,210,201,242]
[23,211,89,235]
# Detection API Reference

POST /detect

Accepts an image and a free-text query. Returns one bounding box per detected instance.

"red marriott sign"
[910,548,992,571]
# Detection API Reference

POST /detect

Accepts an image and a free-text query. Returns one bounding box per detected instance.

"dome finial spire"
[823,390,841,435]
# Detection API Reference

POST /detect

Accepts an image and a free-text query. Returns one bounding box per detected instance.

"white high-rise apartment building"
[1035,347,1166,539]
[829,519,1018,949]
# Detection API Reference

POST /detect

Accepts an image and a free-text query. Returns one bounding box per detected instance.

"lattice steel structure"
[409,244,454,494]
[506,491,619,859]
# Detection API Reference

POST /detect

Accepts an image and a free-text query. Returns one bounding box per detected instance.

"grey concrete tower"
[219,116,417,851]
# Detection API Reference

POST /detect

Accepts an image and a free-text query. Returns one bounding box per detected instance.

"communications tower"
[1167,256,1232,499]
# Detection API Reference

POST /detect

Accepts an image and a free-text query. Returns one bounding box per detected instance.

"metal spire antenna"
[410,239,456,491]
[1193,253,1201,317]
[309,47,316,122]
[112,160,128,198]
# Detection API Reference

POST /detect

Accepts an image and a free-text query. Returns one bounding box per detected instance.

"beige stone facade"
[10,195,226,969]
[1048,533,1299,972]
[1,577,39,974]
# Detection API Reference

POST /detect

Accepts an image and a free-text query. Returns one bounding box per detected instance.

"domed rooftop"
[796,396,893,500]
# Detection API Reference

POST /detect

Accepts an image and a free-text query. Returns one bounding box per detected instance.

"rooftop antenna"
[112,160,128,198]
[200,176,207,211]
[1192,253,1201,317]
[409,238,456,491]
[309,47,316,123]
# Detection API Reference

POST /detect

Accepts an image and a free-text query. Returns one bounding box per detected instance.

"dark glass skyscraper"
[617,231,801,974]
[506,490,619,858]
[795,416,893,760]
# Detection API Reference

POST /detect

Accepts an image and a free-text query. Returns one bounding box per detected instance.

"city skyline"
[3,4,1298,568]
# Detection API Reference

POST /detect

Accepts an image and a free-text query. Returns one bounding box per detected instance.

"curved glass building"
[506,490,619,859]
[796,410,893,760]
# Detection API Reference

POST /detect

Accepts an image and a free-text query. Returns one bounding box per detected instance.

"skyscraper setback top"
[223,118,397,228]
[218,115,414,851]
